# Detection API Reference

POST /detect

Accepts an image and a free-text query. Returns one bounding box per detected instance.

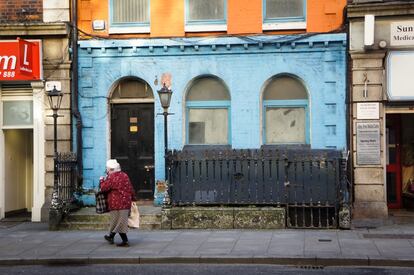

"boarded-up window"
[263,75,308,144]
[186,76,230,145]
[112,0,149,24]
[265,107,305,143]
[188,109,228,144]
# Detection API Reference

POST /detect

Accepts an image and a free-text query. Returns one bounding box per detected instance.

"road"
[0,264,414,275]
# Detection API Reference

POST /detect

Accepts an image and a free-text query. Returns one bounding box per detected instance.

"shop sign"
[391,21,414,46]
[387,51,414,101]
[0,39,42,81]
[357,103,379,120]
[356,122,381,165]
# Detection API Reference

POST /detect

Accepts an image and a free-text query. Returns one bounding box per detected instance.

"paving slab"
[1,222,414,267]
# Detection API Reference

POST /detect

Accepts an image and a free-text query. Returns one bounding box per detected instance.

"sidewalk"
[0,221,414,267]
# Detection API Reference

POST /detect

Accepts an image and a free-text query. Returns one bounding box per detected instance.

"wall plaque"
[356,122,380,165]
[357,103,379,119]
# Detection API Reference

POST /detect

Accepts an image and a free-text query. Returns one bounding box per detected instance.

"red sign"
[0,39,42,81]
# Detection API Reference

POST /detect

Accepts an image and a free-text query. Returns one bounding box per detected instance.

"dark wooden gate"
[111,104,154,199]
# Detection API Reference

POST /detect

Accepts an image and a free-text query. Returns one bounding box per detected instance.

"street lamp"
[47,86,63,155]
[157,84,173,181]
[47,85,63,229]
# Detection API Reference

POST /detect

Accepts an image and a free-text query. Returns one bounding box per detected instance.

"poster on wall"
[356,122,381,165]
[0,39,42,81]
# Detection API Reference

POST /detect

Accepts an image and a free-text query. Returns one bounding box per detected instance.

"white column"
[31,82,46,222]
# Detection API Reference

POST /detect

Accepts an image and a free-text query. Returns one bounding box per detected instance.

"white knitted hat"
[106,159,119,170]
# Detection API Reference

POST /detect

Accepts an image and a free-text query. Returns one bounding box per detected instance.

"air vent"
[1,83,32,91]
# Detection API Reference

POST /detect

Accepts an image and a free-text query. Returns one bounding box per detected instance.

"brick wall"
[0,0,43,23]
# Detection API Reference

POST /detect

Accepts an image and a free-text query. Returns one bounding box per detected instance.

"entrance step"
[59,204,162,231]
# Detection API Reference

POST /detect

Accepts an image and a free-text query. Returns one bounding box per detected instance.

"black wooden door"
[111,104,154,200]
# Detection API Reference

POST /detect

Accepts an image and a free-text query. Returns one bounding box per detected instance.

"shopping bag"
[128,202,140,228]
[95,191,109,214]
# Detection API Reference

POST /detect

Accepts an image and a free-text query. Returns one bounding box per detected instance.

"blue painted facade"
[77,33,347,204]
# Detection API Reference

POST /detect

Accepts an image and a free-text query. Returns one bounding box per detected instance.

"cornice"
[78,33,347,57]
[348,2,414,18]
[0,22,69,37]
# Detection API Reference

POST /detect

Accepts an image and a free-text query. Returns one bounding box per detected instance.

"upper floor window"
[109,0,150,34]
[263,75,309,144]
[263,0,306,30]
[185,0,227,32]
[186,76,230,145]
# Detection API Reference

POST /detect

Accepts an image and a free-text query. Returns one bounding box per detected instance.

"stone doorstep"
[59,205,162,230]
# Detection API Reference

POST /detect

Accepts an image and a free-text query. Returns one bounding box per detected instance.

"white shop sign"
[391,21,414,46]
[357,103,379,120]
[387,51,414,101]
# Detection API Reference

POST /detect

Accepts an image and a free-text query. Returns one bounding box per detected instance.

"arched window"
[111,77,154,102]
[186,76,230,145]
[263,75,309,144]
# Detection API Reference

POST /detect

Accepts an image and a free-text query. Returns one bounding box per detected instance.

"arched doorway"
[110,77,154,200]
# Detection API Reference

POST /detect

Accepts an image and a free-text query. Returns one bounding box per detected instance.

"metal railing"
[55,152,79,210]
[168,148,349,229]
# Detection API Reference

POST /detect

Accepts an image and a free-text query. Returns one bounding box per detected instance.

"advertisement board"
[0,39,42,81]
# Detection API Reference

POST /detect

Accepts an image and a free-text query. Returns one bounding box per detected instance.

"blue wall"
[77,34,347,203]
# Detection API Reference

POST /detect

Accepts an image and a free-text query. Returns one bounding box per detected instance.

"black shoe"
[116,242,129,247]
[104,235,114,244]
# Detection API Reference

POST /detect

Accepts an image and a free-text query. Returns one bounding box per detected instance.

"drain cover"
[318,239,332,242]
[363,234,414,239]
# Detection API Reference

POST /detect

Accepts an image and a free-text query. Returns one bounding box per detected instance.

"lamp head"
[47,86,63,111]
[157,84,172,110]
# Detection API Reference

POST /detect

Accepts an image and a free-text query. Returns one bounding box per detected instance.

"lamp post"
[157,84,173,181]
[47,86,63,156]
[47,85,63,230]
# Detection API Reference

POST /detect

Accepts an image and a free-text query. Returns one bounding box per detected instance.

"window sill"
[185,24,227,32]
[108,25,150,34]
[183,145,232,151]
[262,21,306,31]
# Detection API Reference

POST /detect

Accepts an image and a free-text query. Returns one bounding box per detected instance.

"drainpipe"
[344,5,353,205]
[71,0,83,185]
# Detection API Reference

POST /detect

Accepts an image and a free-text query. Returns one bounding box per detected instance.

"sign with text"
[0,39,42,81]
[387,51,414,101]
[391,21,414,46]
[356,122,381,165]
[357,103,380,119]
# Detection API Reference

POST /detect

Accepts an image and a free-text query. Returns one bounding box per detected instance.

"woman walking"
[100,159,136,247]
